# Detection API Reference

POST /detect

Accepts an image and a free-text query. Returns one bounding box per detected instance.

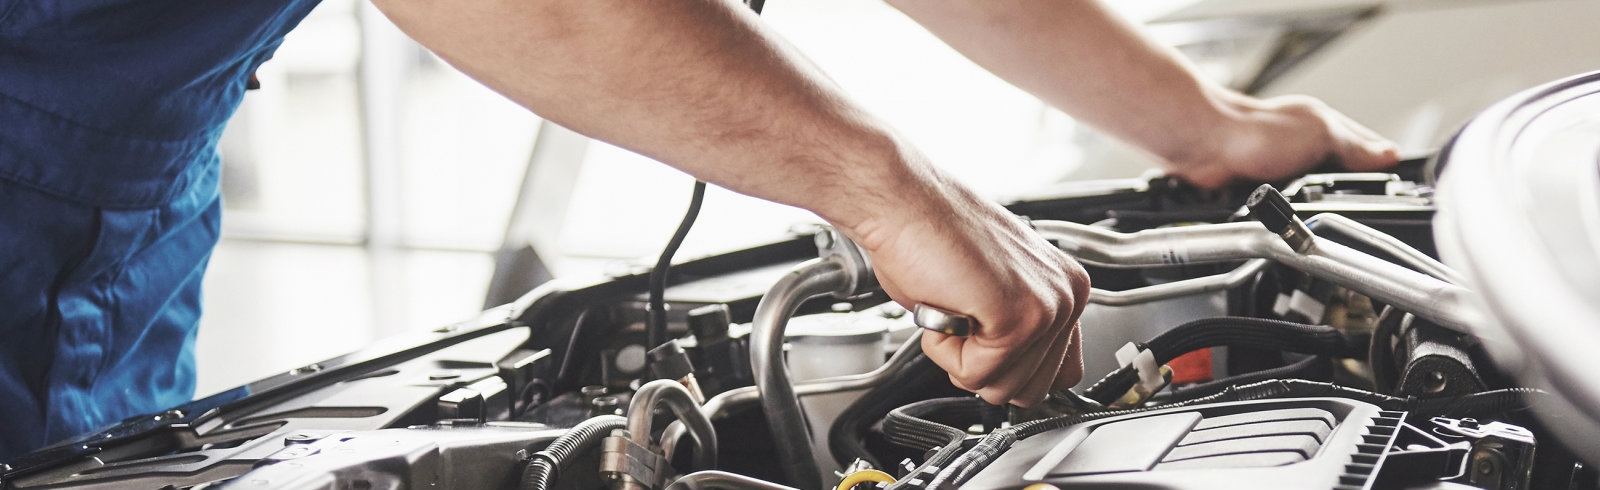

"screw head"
[815,230,836,250]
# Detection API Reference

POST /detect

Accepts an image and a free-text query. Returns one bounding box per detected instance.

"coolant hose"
[629,379,718,472]
[520,415,627,490]
[750,258,852,490]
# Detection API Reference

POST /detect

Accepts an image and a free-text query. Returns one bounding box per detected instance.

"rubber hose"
[520,415,627,490]
[881,397,983,452]
[882,398,990,490]
[825,351,945,468]
[750,258,849,490]
[1407,387,1543,416]
[1083,317,1366,404]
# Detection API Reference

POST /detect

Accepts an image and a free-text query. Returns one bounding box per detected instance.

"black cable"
[647,0,765,353]
[880,397,984,452]
[1082,317,1367,405]
[520,415,628,490]
[826,345,952,468]
[1164,355,1330,403]
[648,181,707,352]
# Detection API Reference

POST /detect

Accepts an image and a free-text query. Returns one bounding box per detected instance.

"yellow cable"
[835,470,897,490]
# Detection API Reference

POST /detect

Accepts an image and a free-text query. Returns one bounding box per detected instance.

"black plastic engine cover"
[964,398,1403,490]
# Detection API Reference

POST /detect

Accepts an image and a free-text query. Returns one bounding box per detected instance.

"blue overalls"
[0,0,320,460]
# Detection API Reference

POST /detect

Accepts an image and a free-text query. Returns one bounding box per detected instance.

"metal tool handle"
[912,304,977,337]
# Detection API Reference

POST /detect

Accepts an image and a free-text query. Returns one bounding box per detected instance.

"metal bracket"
[600,431,670,490]
[814,227,877,298]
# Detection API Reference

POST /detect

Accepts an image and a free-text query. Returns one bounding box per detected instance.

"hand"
[837,170,1091,407]
[1169,93,1401,188]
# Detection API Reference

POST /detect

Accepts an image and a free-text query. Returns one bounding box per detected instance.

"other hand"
[1169,93,1401,188]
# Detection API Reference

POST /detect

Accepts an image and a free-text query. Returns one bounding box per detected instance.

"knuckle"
[949,373,982,391]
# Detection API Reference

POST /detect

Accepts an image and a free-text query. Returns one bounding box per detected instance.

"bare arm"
[887,0,1399,187]
[370,0,1089,406]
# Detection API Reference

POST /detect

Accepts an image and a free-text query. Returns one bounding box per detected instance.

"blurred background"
[195,0,1600,396]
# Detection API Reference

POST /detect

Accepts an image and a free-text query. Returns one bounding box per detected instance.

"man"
[0,0,1397,460]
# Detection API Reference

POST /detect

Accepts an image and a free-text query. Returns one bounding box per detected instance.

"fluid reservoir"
[785,308,898,476]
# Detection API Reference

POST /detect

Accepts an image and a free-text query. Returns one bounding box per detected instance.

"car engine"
[5,71,1599,490]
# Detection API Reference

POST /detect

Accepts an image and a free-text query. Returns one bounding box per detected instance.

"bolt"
[1460,418,1480,429]
[592,396,622,416]
[815,230,836,250]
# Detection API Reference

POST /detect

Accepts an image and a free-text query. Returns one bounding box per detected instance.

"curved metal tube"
[1303,213,1464,284]
[665,471,802,490]
[628,379,718,472]
[1034,220,1479,332]
[750,258,852,490]
[1087,259,1270,306]
[704,332,921,420]
[664,332,924,461]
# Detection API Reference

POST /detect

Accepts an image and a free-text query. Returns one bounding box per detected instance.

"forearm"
[885,0,1242,169]
[370,0,933,233]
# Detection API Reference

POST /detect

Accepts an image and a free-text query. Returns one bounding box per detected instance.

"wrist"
[807,135,948,242]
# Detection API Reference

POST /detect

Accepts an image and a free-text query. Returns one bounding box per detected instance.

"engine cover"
[964,398,1402,490]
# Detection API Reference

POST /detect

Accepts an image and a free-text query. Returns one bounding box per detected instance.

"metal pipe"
[1087,259,1270,306]
[663,332,925,462]
[704,332,921,420]
[750,258,852,490]
[665,471,802,490]
[1033,220,1479,332]
[627,379,717,472]
[1303,213,1464,284]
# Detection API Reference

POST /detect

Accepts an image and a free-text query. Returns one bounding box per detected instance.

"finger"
[921,328,969,382]
[1007,326,1074,407]
[959,328,1053,404]
[1330,116,1400,172]
[1052,324,1085,391]
[972,332,1062,405]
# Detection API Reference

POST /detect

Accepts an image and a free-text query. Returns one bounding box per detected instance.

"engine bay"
[6,71,1600,490]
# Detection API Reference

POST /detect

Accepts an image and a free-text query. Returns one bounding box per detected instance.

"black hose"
[648,181,707,352]
[1083,317,1367,404]
[880,397,984,452]
[520,415,627,490]
[1407,387,1543,417]
[1145,318,1367,363]
[826,349,950,468]
[879,397,993,490]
